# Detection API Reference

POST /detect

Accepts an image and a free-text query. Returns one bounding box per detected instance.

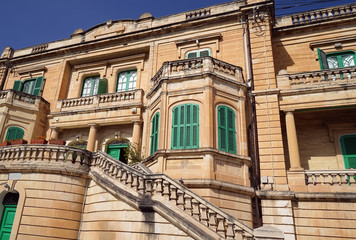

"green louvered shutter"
[97,78,107,94]
[150,113,160,155]
[5,127,24,141]
[13,80,22,91]
[340,135,356,169]
[191,104,199,148]
[32,76,44,96]
[218,106,236,154]
[172,107,179,149]
[178,105,185,148]
[317,48,329,70]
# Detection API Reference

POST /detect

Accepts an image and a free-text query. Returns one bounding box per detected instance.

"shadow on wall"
[272,39,295,75]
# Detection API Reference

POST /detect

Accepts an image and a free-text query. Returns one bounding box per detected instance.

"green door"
[0,205,17,240]
[340,135,356,169]
[107,144,128,164]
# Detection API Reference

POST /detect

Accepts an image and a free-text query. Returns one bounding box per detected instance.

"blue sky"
[0,0,355,52]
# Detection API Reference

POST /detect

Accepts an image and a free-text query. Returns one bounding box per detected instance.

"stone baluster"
[126,172,133,185]
[226,222,235,240]
[155,179,163,195]
[162,181,170,198]
[132,175,138,190]
[200,205,209,226]
[145,179,153,194]
[192,199,200,220]
[216,215,226,236]
[208,211,217,230]
[116,168,123,179]
[138,177,145,194]
[169,185,178,203]
[121,170,127,182]
[184,195,193,215]
[177,189,185,210]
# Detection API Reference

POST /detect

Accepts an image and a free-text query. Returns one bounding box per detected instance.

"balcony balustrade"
[56,89,143,112]
[0,89,49,112]
[305,170,356,186]
[150,56,244,87]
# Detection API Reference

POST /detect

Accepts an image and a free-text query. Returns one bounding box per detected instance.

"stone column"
[50,127,59,140]
[87,124,98,152]
[132,120,142,148]
[285,110,302,170]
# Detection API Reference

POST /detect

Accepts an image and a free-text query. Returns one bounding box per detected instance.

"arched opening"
[0,192,19,240]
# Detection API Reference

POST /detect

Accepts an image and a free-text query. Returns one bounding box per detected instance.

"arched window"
[107,139,129,164]
[117,70,137,92]
[218,106,236,154]
[340,135,356,169]
[150,112,160,155]
[0,192,19,238]
[81,76,107,97]
[5,127,24,141]
[171,104,199,149]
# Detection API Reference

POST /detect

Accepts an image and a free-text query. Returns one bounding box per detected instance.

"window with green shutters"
[150,112,160,155]
[81,76,107,97]
[218,106,236,154]
[13,76,44,96]
[171,104,199,149]
[317,49,356,70]
[117,70,137,92]
[185,48,211,59]
[0,192,19,240]
[5,127,24,141]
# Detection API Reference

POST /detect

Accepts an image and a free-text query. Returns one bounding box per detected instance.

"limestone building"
[0,0,355,239]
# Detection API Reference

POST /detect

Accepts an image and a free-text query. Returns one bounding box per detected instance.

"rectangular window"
[218,106,236,154]
[117,70,137,92]
[13,76,44,96]
[171,104,199,149]
[150,113,160,155]
[318,48,356,70]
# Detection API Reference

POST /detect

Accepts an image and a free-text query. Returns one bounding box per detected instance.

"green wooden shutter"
[191,104,199,148]
[0,205,17,239]
[12,80,22,91]
[340,135,356,169]
[97,78,107,94]
[32,76,44,96]
[172,107,179,149]
[218,106,236,154]
[150,113,159,155]
[5,127,24,141]
[317,48,329,70]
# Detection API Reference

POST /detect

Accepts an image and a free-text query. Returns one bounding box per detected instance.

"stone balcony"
[0,89,50,113]
[56,89,143,113]
[277,66,356,90]
[148,56,245,96]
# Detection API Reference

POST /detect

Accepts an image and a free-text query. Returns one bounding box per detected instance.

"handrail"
[92,151,254,239]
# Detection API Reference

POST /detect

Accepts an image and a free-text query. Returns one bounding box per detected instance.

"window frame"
[340,134,356,169]
[81,75,100,97]
[150,112,160,155]
[171,103,199,150]
[116,70,137,92]
[217,106,237,154]
[318,48,356,70]
[13,76,44,96]
[185,48,212,59]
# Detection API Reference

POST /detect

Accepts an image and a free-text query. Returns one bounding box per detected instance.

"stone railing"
[291,4,356,25]
[186,9,211,20]
[0,89,49,110]
[286,66,356,88]
[92,151,254,239]
[150,57,244,87]
[0,145,91,175]
[305,170,356,185]
[57,89,143,112]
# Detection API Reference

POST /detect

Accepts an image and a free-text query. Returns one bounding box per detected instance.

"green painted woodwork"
[0,205,17,240]
[12,80,22,91]
[97,78,108,94]
[340,135,356,169]
[107,144,128,163]
[32,76,44,96]
[116,70,137,92]
[150,113,160,155]
[81,76,100,97]
[171,104,199,149]
[218,106,236,154]
[317,48,328,70]
[185,48,211,59]
[5,127,24,141]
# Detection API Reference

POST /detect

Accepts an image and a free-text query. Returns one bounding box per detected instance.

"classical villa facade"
[0,0,355,239]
